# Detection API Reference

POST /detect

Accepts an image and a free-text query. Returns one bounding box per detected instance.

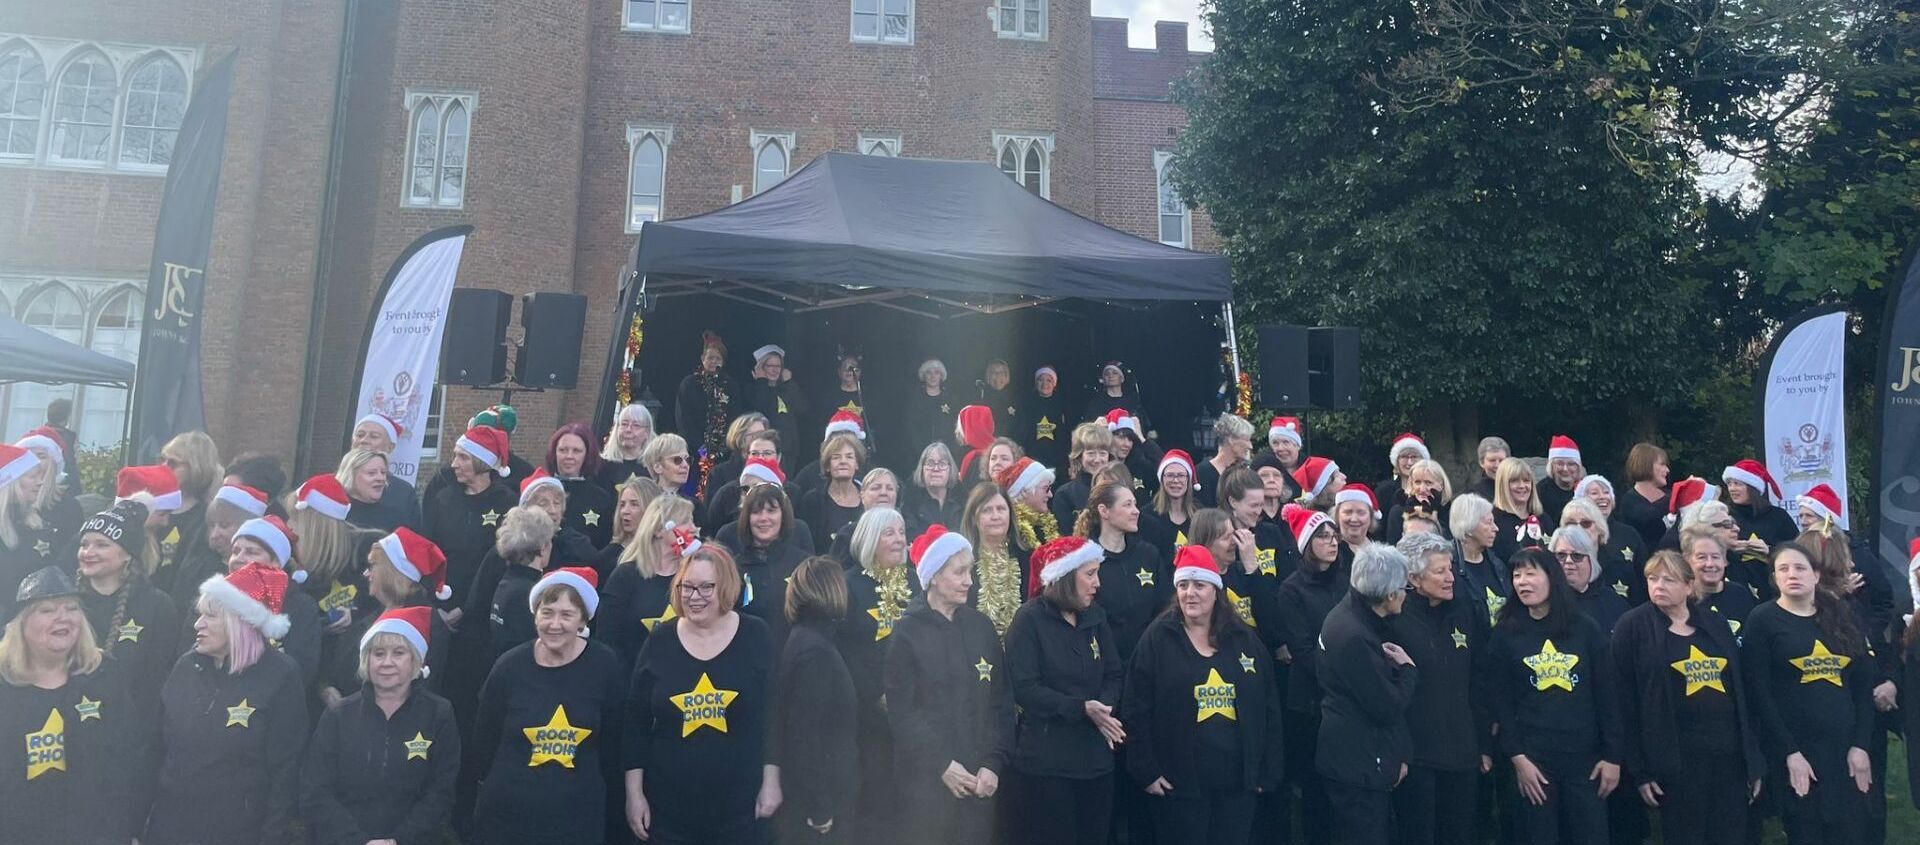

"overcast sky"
[1093,0,1212,50]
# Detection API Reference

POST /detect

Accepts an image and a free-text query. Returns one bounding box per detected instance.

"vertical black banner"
[1874,237,1920,589]
[128,52,235,462]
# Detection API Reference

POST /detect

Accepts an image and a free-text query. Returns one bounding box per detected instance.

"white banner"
[354,229,469,486]
[1763,308,1848,528]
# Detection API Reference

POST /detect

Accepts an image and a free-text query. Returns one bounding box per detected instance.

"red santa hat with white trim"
[1268,416,1303,448]
[115,464,183,513]
[1335,482,1381,520]
[213,483,270,517]
[1291,456,1340,501]
[0,444,39,491]
[377,527,452,601]
[199,562,291,640]
[1797,483,1843,527]
[1665,477,1720,527]
[235,515,302,582]
[359,606,433,674]
[14,426,65,468]
[1104,408,1142,442]
[665,521,702,557]
[355,412,404,445]
[911,524,974,590]
[996,456,1055,500]
[1387,432,1430,464]
[456,425,512,477]
[1547,435,1582,464]
[1157,449,1195,482]
[1283,503,1331,555]
[529,566,600,619]
[519,468,565,505]
[295,474,352,521]
[824,409,867,441]
[740,457,786,488]
[955,405,996,476]
[1721,459,1782,503]
[1171,544,1223,589]
[1032,536,1104,588]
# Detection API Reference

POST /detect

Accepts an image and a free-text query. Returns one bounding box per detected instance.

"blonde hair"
[613,477,665,545]
[1643,549,1693,583]
[1068,422,1115,480]
[0,598,102,685]
[366,544,425,605]
[355,631,421,682]
[726,413,770,452]
[670,545,744,617]
[333,449,389,501]
[0,462,47,549]
[601,403,656,462]
[162,431,223,503]
[285,505,364,589]
[1492,458,1541,517]
[621,494,693,577]
[1404,459,1454,502]
[641,433,689,475]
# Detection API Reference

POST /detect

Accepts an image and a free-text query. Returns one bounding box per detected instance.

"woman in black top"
[1611,550,1762,845]
[962,482,1027,639]
[1275,503,1343,843]
[302,606,460,845]
[888,525,1012,845]
[901,358,954,461]
[1743,543,1876,845]
[626,545,779,843]
[1551,526,1628,635]
[73,501,177,706]
[1617,444,1672,554]
[1316,542,1421,845]
[601,496,695,672]
[596,476,661,578]
[675,333,737,458]
[1003,535,1124,845]
[0,446,63,616]
[157,432,221,587]
[1491,458,1552,562]
[1449,494,1510,627]
[716,482,809,653]
[902,442,964,536]
[1124,546,1284,845]
[1683,527,1758,635]
[801,433,867,553]
[837,506,914,842]
[487,505,555,662]
[546,423,616,550]
[1078,478,1167,666]
[1573,476,1652,593]
[1485,548,1622,845]
[599,403,656,491]
[323,527,452,702]
[1723,460,1798,585]
[772,557,859,843]
[338,449,407,533]
[1050,423,1114,534]
[421,425,518,749]
[1388,532,1491,845]
[1138,448,1198,560]
[471,567,627,845]
[462,473,598,654]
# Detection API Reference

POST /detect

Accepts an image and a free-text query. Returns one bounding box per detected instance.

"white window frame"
[749,130,794,196]
[858,133,900,157]
[623,0,691,34]
[0,39,48,161]
[46,48,118,168]
[0,36,197,176]
[851,0,913,45]
[401,89,475,210]
[995,0,1046,41]
[116,51,188,174]
[1154,151,1190,248]
[625,123,672,233]
[993,132,1053,199]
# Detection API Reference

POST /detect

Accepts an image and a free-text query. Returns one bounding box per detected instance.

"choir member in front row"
[1275,502,1344,845]
[1389,531,1491,845]
[74,500,177,706]
[302,606,460,845]
[961,482,1026,639]
[772,557,859,843]
[1002,536,1123,845]
[1124,546,1284,845]
[1317,542,1420,845]
[146,563,309,845]
[627,545,780,844]
[887,525,1012,845]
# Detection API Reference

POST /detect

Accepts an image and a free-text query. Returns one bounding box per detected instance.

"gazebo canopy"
[0,310,136,386]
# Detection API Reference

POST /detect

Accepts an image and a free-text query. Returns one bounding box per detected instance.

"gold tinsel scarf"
[870,563,913,632]
[975,544,1021,639]
[1013,502,1060,554]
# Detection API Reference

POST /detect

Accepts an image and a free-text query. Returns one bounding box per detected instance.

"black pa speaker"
[1256,325,1309,408]
[1308,327,1361,410]
[516,292,587,389]
[442,288,512,386]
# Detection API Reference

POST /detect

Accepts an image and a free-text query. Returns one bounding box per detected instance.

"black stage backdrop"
[1873,236,1920,604]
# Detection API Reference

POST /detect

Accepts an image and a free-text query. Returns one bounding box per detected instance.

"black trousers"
[1511,752,1608,845]
[1322,781,1392,845]
[1004,768,1114,845]
[1776,743,1865,845]
[648,816,769,845]
[1392,765,1477,845]
[1253,783,1293,845]
[1148,790,1257,845]
[851,721,898,845]
[898,768,994,845]
[1284,710,1331,845]
[1657,745,1747,845]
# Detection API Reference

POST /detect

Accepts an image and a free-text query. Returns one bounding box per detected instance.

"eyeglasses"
[667,454,689,465]
[748,450,778,459]
[1713,519,1737,530]
[1554,551,1590,563]
[1569,520,1596,530]
[677,582,717,598]
[924,460,951,469]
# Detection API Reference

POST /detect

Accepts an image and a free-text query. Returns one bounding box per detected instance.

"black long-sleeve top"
[746,380,807,471]
[1092,535,1168,666]
[462,528,598,639]
[0,527,60,620]
[1135,509,1190,566]
[354,477,422,533]
[1017,389,1071,471]
[281,583,324,690]
[80,577,178,706]
[1700,583,1760,637]
[470,640,627,845]
[422,454,536,505]
[1221,554,1286,658]
[838,564,920,726]
[626,616,774,830]
[561,476,617,551]
[164,541,228,620]
[1277,558,1347,713]
[1610,601,1764,789]
[1389,593,1493,771]
[1123,613,1284,793]
[1485,610,1621,764]
[1491,508,1553,562]
[1572,583,1630,635]
[1729,502,1798,599]
[800,485,865,553]
[1739,602,1875,762]
[1050,476,1092,537]
[1316,592,1419,790]
[0,659,151,845]
[703,478,745,535]
[886,599,1014,779]
[599,457,649,492]
[900,485,964,538]
[145,649,309,845]
[301,684,460,845]
[1003,598,1123,778]
[596,564,676,672]
[322,599,450,698]
[420,478,516,607]
[714,523,807,653]
[1615,490,1669,558]
[488,564,541,661]
[772,619,859,827]
[900,389,955,458]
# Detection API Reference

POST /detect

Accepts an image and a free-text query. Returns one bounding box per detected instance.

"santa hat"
[359,605,433,672]
[753,344,786,364]
[1797,483,1843,527]
[115,464,182,513]
[213,483,270,517]
[1268,417,1303,447]
[0,444,38,491]
[519,468,564,505]
[456,425,512,477]
[1033,536,1104,587]
[823,410,868,441]
[472,405,518,434]
[1388,432,1430,464]
[377,528,452,601]
[1104,408,1143,442]
[665,521,702,558]
[996,456,1055,499]
[1547,435,1582,464]
[1335,482,1381,520]
[235,516,301,581]
[911,525,974,590]
[1721,459,1782,503]
[740,457,785,488]
[294,475,352,521]
[1665,477,1720,527]
[1172,545,1223,589]
[199,562,291,640]
[1283,503,1331,555]
[529,566,600,619]
[14,427,65,468]
[1573,475,1613,501]
[1291,456,1340,500]
[354,412,404,444]
[1034,365,1057,381]
[1157,449,1195,481]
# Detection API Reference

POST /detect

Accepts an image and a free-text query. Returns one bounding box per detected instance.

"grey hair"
[1558,498,1611,545]
[1350,543,1414,603]
[1551,524,1598,560]
[1395,531,1453,572]
[600,403,655,462]
[1448,493,1493,540]
[495,505,555,567]
[850,506,905,572]
[1476,436,1510,460]
[640,433,688,473]
[917,359,947,382]
[913,442,956,491]
[1678,500,1731,534]
[1212,413,1253,441]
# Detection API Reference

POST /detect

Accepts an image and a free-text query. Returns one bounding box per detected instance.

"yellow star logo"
[1135,568,1155,587]
[1522,640,1580,692]
[116,620,144,643]
[673,673,738,737]
[1007,406,1017,417]
[1036,416,1057,441]
[1133,477,1146,490]
[1256,548,1276,577]
[838,400,862,415]
[641,603,678,631]
[1622,547,1635,562]
[1484,587,1507,623]
[74,697,101,722]
[867,602,900,641]
[1612,581,1630,599]
[776,396,789,414]
[582,509,601,527]
[1174,529,1188,546]
[24,709,63,780]
[1451,628,1468,650]
[1670,645,1728,696]
[226,699,255,728]
[1238,652,1256,674]
[33,539,50,556]
[481,509,501,527]
[1090,636,1101,661]
[940,403,952,415]
[525,705,591,767]
[1194,668,1238,722]
[320,582,359,613]
[975,657,994,682]
[1789,639,1850,687]
[405,732,433,760]
[1228,588,1256,627]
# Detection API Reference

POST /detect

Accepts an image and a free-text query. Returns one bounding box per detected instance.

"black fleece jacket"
[1388,592,1493,771]
[886,599,1014,779]
[772,619,859,827]
[1315,592,1419,791]
[1277,557,1347,713]
[1610,601,1764,789]
[145,649,309,845]
[1091,534,1168,666]
[301,684,460,845]
[1003,598,1122,778]
[1123,612,1284,793]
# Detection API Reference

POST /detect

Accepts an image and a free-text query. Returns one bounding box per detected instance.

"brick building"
[0,1,1212,475]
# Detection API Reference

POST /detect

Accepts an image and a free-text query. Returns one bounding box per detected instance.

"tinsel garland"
[1013,502,1060,555]
[1235,371,1253,418]
[615,311,644,406]
[975,544,1021,639]
[871,563,913,631]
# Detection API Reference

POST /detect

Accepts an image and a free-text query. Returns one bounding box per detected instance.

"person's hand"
[1512,755,1549,806]
[806,818,834,835]
[1638,781,1664,807]
[755,771,783,818]
[974,767,999,798]
[1872,681,1898,712]
[1480,755,1492,774]
[1381,642,1414,667]
[1847,746,1873,794]
[1145,776,1172,796]
[780,367,793,383]
[1397,763,1408,788]
[1591,761,1621,798]
[1233,529,1259,573]
[442,607,463,631]
[1275,644,1293,665]
[320,687,343,710]
[942,761,979,798]
[1786,752,1816,798]
[1085,701,1126,747]
[627,793,651,840]
[326,607,354,632]
[1843,571,1865,595]
[1750,779,1763,802]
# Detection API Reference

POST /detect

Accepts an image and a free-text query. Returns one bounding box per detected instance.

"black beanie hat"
[78,500,150,557]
